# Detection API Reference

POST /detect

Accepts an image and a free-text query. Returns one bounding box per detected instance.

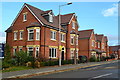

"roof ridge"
[25,3,44,12]
[79,29,94,32]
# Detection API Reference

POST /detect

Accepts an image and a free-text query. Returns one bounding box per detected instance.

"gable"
[11,4,43,26]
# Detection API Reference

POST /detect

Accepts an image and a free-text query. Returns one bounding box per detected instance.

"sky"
[0,2,119,46]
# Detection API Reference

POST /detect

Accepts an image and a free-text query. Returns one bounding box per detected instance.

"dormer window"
[23,12,27,22]
[49,14,53,22]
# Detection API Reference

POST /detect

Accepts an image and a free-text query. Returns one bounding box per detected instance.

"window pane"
[55,49,56,57]
[29,33,34,40]
[49,48,51,57]
[52,48,54,57]
[51,31,53,39]
[54,32,56,39]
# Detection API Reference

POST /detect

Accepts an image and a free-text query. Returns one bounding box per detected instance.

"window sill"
[72,27,75,29]
[23,20,27,22]
[27,40,34,41]
[19,39,23,40]
[36,39,40,41]
[49,57,58,59]
[51,39,56,41]
[14,39,17,41]
[61,41,66,43]
[71,43,74,45]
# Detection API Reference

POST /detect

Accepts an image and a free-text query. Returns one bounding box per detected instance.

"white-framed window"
[76,36,78,45]
[28,47,33,56]
[28,29,34,40]
[20,31,23,40]
[71,50,74,59]
[61,33,65,42]
[23,13,27,21]
[13,48,17,56]
[35,47,39,58]
[98,42,100,48]
[51,31,56,40]
[49,48,57,58]
[92,40,95,47]
[71,35,74,45]
[102,43,104,49]
[14,32,17,40]
[19,48,22,51]
[36,29,40,40]
[49,14,53,22]
[72,21,75,29]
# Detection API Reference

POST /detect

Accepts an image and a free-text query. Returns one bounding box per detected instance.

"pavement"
[2,60,118,79]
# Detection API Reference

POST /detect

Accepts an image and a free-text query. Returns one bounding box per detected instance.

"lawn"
[2,66,32,73]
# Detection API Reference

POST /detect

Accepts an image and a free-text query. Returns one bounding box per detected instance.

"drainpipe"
[88,39,90,60]
[44,27,46,57]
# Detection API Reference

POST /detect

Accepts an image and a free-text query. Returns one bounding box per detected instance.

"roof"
[95,34,104,42]
[109,46,119,51]
[6,3,76,32]
[78,29,94,39]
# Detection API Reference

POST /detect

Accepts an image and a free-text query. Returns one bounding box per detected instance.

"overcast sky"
[0,2,119,46]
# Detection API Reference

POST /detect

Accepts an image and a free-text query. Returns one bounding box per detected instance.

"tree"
[4,44,11,62]
[15,51,29,66]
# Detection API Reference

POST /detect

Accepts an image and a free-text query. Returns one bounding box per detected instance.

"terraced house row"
[5,3,109,60]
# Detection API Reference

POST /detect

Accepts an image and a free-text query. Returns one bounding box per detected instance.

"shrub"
[62,60,68,65]
[89,56,97,62]
[100,56,106,61]
[67,59,74,64]
[34,60,40,68]
[26,62,32,67]
[2,62,11,69]
[79,56,87,63]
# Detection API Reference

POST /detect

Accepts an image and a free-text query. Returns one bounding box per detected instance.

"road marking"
[92,73,113,79]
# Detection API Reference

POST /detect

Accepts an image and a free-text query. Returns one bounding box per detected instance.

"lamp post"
[58,2,72,67]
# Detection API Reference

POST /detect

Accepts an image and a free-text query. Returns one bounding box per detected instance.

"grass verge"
[2,66,32,73]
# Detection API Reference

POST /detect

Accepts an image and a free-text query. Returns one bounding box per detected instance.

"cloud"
[102,4,118,17]
[107,34,119,46]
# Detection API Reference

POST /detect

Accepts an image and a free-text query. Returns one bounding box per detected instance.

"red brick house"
[78,29,109,59]
[78,29,96,59]
[95,34,109,57]
[5,3,79,60]
[109,45,120,59]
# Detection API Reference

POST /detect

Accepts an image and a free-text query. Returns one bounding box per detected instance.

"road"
[21,61,120,80]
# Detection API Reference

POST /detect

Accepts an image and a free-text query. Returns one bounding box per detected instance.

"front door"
[61,48,64,60]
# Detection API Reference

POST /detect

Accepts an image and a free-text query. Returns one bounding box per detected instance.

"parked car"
[79,55,87,63]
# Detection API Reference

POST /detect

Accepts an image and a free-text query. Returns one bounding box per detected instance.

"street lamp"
[58,2,72,67]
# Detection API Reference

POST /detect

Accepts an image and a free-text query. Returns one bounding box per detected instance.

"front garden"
[2,44,116,72]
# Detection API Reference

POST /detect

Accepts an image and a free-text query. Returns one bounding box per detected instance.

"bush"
[62,60,68,65]
[67,59,74,64]
[2,62,11,69]
[100,56,106,61]
[79,56,87,63]
[89,56,97,62]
